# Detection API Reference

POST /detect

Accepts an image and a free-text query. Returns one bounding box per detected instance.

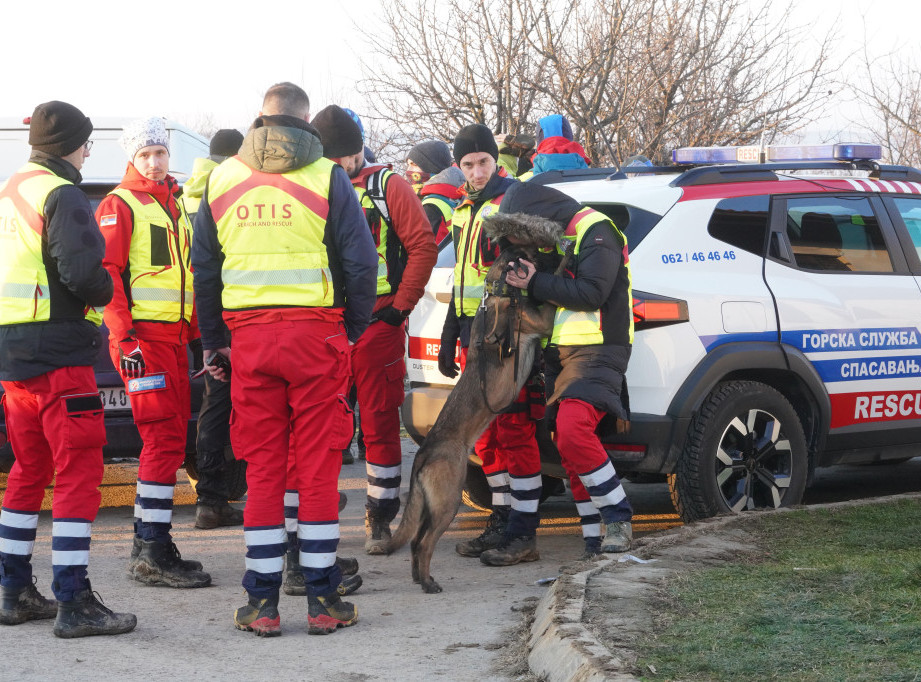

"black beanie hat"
[453,124,498,164]
[28,101,93,157]
[312,105,364,159]
[408,140,452,175]
[209,129,244,159]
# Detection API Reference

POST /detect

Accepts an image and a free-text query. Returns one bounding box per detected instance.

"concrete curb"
[527,492,921,681]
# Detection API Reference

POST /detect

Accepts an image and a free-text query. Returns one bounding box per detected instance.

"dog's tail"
[385,477,425,554]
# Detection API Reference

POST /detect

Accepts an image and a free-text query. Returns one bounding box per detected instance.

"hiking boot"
[53,583,137,638]
[0,578,57,625]
[128,537,203,575]
[364,516,391,555]
[307,593,357,635]
[342,447,355,465]
[455,508,509,558]
[234,592,281,637]
[195,502,244,530]
[601,521,633,553]
[479,536,540,566]
[336,555,359,576]
[336,573,362,597]
[131,539,212,588]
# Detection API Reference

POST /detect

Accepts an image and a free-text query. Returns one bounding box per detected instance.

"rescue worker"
[182,128,248,530]
[96,116,210,589]
[406,139,464,247]
[517,115,590,181]
[191,82,378,636]
[0,101,136,637]
[498,181,634,561]
[437,124,543,563]
[311,105,437,555]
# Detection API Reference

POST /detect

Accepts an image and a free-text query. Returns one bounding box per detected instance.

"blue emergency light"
[672,142,882,165]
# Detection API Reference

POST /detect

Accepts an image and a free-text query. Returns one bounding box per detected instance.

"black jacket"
[0,153,113,381]
[500,182,632,418]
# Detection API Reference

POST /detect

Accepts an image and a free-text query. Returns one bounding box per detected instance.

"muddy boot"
[0,578,57,625]
[455,508,508,558]
[364,512,391,556]
[283,547,305,596]
[601,521,632,553]
[195,502,244,530]
[336,556,359,576]
[337,573,363,597]
[307,592,357,635]
[480,536,540,566]
[578,538,603,561]
[131,539,211,588]
[128,537,202,575]
[53,583,137,638]
[234,592,281,637]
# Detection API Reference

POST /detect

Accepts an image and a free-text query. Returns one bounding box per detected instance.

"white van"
[0,117,208,181]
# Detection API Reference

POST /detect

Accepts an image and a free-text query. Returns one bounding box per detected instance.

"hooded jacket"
[0,153,113,381]
[191,115,377,347]
[494,182,631,419]
[181,156,218,217]
[524,137,591,178]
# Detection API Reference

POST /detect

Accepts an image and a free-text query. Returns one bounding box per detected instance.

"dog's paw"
[421,578,443,594]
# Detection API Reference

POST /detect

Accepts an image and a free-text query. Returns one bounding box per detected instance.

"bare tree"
[361,0,837,166]
[853,46,921,166]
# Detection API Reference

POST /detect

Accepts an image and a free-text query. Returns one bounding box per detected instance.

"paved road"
[1,445,918,681]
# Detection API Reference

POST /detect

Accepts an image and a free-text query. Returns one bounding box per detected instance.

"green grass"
[634,500,921,681]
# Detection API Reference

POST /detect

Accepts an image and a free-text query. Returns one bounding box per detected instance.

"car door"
[764,192,921,453]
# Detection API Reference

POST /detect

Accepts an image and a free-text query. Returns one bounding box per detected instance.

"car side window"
[707,195,770,256]
[889,197,921,262]
[785,196,893,273]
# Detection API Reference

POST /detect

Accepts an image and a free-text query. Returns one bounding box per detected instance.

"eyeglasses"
[84,140,94,152]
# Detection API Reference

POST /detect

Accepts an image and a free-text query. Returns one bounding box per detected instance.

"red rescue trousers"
[231,319,352,528]
[350,320,406,469]
[1,366,105,520]
[460,347,540,479]
[109,338,189,485]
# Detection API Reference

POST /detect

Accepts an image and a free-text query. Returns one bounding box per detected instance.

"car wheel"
[669,380,808,522]
[184,446,248,502]
[462,461,492,511]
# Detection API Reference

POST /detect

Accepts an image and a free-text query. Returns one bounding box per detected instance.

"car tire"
[668,380,808,523]
[184,446,248,502]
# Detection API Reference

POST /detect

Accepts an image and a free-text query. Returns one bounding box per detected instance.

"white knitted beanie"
[119,117,170,160]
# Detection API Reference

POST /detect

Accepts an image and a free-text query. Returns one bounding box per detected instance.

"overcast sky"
[2,0,919,141]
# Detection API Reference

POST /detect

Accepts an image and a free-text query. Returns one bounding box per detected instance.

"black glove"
[205,351,232,380]
[188,338,204,372]
[118,337,146,379]
[438,299,461,378]
[376,306,410,327]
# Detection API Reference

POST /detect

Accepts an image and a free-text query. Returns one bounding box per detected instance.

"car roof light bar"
[672,142,882,165]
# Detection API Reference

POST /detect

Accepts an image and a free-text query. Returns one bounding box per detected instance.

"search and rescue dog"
[385,211,567,593]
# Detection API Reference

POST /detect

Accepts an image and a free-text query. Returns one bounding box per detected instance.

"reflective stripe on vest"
[355,168,396,296]
[550,208,633,346]
[0,164,102,326]
[452,196,503,316]
[208,156,335,310]
[111,188,194,324]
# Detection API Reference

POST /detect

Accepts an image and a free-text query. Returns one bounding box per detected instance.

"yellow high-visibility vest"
[0,163,102,326]
[110,187,194,324]
[550,208,633,346]
[452,196,503,316]
[208,156,336,310]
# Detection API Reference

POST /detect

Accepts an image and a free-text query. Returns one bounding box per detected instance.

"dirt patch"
[491,596,544,681]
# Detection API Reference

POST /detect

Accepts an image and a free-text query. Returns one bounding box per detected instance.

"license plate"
[99,387,131,411]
